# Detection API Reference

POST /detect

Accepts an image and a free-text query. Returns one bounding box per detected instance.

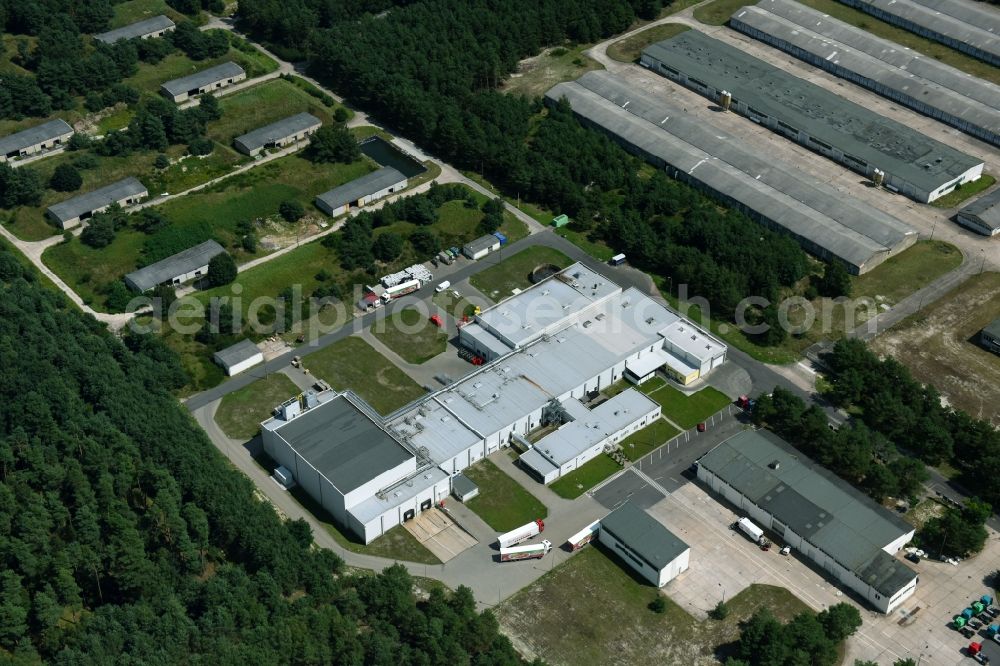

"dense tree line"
[725,603,861,666]
[0,247,533,663]
[823,339,1000,509]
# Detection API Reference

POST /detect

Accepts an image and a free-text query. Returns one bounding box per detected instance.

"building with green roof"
[598,500,690,587]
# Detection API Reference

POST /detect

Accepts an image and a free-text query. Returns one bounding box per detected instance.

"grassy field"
[872,272,1000,426]
[469,246,573,303]
[214,373,298,440]
[607,23,691,62]
[618,418,682,462]
[794,0,1000,86]
[462,460,548,532]
[931,175,997,209]
[693,0,753,24]
[497,545,810,665]
[206,78,338,145]
[111,0,186,26]
[304,336,425,415]
[646,384,731,429]
[371,307,448,364]
[549,455,622,499]
[554,225,615,261]
[502,44,603,98]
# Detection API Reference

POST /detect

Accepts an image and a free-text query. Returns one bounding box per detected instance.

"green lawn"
[214,373,298,440]
[854,240,962,304]
[931,175,997,209]
[469,246,573,303]
[111,0,186,26]
[646,384,731,430]
[607,23,691,62]
[618,418,681,462]
[549,455,622,499]
[554,225,615,261]
[371,307,448,364]
[304,336,425,415]
[501,43,603,98]
[497,546,810,666]
[462,459,548,533]
[693,0,754,24]
[206,78,338,145]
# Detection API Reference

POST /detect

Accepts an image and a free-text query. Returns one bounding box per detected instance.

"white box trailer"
[500,540,551,562]
[566,521,600,551]
[382,278,421,302]
[497,519,545,548]
[736,517,764,543]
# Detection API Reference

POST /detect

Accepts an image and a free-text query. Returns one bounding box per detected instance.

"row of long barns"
[731,0,1000,148]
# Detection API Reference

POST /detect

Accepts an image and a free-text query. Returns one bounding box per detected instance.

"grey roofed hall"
[161,62,245,98]
[641,31,983,195]
[213,339,262,369]
[125,240,225,292]
[959,189,1000,234]
[463,234,500,255]
[601,500,689,570]
[315,166,406,211]
[698,429,915,597]
[274,394,413,493]
[0,119,73,156]
[94,15,175,44]
[47,177,147,226]
[234,112,322,153]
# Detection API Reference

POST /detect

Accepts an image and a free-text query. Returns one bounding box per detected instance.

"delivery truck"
[566,521,600,551]
[381,278,421,303]
[736,517,764,543]
[497,519,545,549]
[500,540,552,562]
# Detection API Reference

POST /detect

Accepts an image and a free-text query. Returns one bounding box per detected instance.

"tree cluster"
[306,125,360,164]
[726,604,861,666]
[0,163,43,208]
[97,95,221,157]
[170,22,229,61]
[0,248,534,664]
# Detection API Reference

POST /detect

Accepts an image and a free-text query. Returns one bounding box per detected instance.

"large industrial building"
[545,71,917,274]
[94,15,175,44]
[124,240,226,292]
[161,62,246,103]
[262,262,727,543]
[839,0,1000,66]
[599,501,690,587]
[315,167,408,217]
[234,112,322,157]
[0,119,73,164]
[47,177,148,229]
[957,190,1000,237]
[732,0,1000,148]
[697,429,917,613]
[640,31,984,203]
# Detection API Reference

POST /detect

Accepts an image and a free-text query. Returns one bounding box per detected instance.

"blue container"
[964,608,975,619]
[492,231,508,245]
[983,595,994,606]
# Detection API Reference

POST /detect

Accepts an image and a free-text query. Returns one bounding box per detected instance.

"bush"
[373,231,404,262]
[207,252,238,287]
[80,216,116,248]
[709,601,729,620]
[279,199,305,222]
[49,163,83,192]
[818,261,852,298]
[154,153,170,169]
[73,153,99,170]
[334,107,350,123]
[648,597,666,614]
[68,133,92,151]
[241,234,257,253]
[188,137,214,156]
[307,125,360,163]
[104,281,133,312]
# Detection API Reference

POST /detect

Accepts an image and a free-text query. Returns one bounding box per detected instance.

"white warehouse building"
[599,500,690,587]
[697,430,917,613]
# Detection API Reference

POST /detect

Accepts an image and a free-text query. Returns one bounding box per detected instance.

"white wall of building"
[224,352,264,376]
[352,476,451,544]
[598,526,690,587]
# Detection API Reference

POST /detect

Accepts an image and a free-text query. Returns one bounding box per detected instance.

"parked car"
[697,422,707,432]
[779,546,791,556]
[963,627,977,639]
[906,552,920,563]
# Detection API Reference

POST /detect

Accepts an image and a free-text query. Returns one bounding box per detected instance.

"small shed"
[552,214,569,227]
[462,234,500,260]
[213,339,264,376]
[451,473,479,502]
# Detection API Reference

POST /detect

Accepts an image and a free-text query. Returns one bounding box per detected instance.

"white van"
[435,280,451,293]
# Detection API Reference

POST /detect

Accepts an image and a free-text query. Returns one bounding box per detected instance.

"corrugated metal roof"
[234,112,322,152]
[463,234,500,254]
[47,177,147,224]
[450,472,479,498]
[641,31,982,194]
[161,62,245,97]
[959,189,1000,232]
[212,339,262,369]
[94,15,174,44]
[0,119,73,156]
[125,239,225,292]
[315,167,406,211]
[601,500,689,569]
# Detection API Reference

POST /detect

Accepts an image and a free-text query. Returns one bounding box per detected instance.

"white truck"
[381,278,421,303]
[566,521,600,551]
[500,540,552,562]
[497,519,545,549]
[736,517,764,543]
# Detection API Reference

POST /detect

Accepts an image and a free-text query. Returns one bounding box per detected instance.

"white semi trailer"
[497,519,545,549]
[500,540,552,562]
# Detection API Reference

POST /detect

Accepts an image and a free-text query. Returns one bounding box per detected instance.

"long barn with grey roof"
[124,239,226,292]
[731,0,1000,148]
[546,71,916,274]
[958,189,1000,237]
[315,167,407,217]
[697,429,917,613]
[47,177,148,229]
[234,112,322,156]
[839,0,1000,66]
[640,31,984,203]
[0,119,73,164]
[160,62,246,103]
[94,15,175,44]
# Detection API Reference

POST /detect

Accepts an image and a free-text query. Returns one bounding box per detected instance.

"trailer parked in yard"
[497,519,545,548]
[566,521,600,551]
[500,540,552,562]
[736,517,764,543]
[382,278,421,302]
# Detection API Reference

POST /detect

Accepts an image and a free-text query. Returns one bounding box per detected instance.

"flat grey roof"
[699,430,915,597]
[959,189,1000,232]
[464,234,500,254]
[451,473,479,497]
[47,177,147,224]
[547,72,916,271]
[234,112,322,152]
[984,317,1000,340]
[601,500,689,570]
[212,339,262,369]
[0,119,73,156]
[161,62,245,97]
[315,166,406,212]
[732,0,1000,142]
[125,239,225,292]
[94,15,175,44]
[272,393,413,493]
[641,31,982,193]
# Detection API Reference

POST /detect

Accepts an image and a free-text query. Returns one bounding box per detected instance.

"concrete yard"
[402,508,477,563]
